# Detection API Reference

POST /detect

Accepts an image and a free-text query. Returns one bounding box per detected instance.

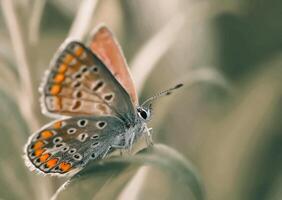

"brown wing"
[40,41,135,120]
[90,25,138,106]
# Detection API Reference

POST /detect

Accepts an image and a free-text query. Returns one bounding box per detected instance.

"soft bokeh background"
[0,0,281,200]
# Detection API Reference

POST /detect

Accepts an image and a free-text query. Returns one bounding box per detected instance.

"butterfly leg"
[111,144,127,156]
[101,146,113,159]
[113,132,135,154]
[129,131,136,153]
[144,127,153,147]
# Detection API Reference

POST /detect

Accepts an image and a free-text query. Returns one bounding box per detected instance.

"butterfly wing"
[41,41,135,121]
[24,116,126,176]
[90,25,138,106]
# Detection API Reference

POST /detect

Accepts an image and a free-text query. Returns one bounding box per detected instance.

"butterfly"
[24,25,183,177]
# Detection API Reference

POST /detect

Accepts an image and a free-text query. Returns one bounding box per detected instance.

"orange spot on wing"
[50,85,61,95]
[58,64,68,73]
[40,153,51,162]
[54,74,65,83]
[41,130,53,139]
[33,141,44,150]
[75,47,84,57]
[46,158,58,169]
[34,149,45,157]
[64,54,74,64]
[53,121,62,129]
[59,162,72,172]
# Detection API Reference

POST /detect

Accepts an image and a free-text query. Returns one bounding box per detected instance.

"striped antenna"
[141,83,183,107]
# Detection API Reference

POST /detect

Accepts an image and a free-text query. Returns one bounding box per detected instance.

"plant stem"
[28,0,46,45]
[68,0,99,41]
[1,0,40,131]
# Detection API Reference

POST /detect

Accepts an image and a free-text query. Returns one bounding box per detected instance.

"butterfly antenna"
[141,83,183,107]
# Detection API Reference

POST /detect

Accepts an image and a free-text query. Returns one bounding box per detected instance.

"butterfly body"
[23,25,139,176]
[24,25,181,177]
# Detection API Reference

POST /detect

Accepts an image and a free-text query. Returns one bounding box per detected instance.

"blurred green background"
[0,0,281,200]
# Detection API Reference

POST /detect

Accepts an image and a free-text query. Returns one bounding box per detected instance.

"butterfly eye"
[137,108,149,120]
[141,111,147,119]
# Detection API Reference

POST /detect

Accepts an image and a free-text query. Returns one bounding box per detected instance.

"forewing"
[90,25,138,106]
[24,116,125,176]
[41,41,135,120]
